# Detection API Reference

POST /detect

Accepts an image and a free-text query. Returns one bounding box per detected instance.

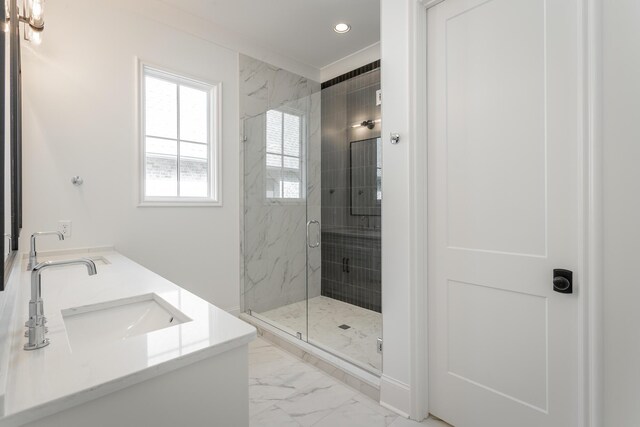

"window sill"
[138,200,222,208]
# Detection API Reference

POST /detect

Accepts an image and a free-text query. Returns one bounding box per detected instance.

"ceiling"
[161,0,381,70]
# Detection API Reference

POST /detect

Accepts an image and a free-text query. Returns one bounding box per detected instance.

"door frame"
[406,0,604,425]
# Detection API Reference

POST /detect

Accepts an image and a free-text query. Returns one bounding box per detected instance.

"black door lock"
[553,269,573,294]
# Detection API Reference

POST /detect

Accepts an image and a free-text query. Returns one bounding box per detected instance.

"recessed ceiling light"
[334,23,351,34]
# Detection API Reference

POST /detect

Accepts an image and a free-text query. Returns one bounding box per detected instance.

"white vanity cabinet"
[0,250,255,427]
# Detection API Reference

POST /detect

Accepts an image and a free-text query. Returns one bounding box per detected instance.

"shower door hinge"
[377,337,383,354]
[297,332,303,340]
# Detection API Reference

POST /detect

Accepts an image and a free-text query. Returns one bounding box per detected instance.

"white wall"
[20,0,243,310]
[603,0,640,425]
[380,0,413,416]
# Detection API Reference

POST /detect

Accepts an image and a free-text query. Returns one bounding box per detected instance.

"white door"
[427,0,581,426]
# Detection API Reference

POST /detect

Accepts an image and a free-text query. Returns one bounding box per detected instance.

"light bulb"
[29,0,44,29]
[25,25,42,45]
[334,23,350,34]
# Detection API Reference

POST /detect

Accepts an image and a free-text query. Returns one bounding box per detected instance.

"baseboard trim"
[380,374,412,418]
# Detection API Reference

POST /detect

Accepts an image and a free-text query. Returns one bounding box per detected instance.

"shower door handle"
[306,220,320,248]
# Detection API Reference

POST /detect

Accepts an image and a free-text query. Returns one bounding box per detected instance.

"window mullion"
[207,90,212,199]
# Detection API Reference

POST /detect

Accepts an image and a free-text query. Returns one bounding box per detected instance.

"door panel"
[427,0,581,426]
[445,0,547,257]
[447,280,547,410]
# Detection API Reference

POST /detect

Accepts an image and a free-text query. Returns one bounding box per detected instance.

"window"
[140,63,220,205]
[265,109,304,200]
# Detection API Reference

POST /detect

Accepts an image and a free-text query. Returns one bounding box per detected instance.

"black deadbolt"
[553,269,573,294]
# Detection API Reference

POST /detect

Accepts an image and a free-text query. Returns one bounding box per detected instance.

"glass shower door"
[242,105,309,340]
[307,68,383,374]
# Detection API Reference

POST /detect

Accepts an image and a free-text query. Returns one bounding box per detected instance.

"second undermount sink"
[62,294,192,350]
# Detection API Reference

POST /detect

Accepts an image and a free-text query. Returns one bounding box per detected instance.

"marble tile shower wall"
[240,55,322,314]
[320,69,382,312]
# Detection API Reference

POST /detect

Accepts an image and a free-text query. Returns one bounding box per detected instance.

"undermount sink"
[62,294,192,350]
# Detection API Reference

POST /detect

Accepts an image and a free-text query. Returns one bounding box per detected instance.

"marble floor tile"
[249,339,300,379]
[250,358,327,416]
[249,338,452,427]
[274,375,358,426]
[250,405,302,427]
[312,394,397,427]
[259,296,382,371]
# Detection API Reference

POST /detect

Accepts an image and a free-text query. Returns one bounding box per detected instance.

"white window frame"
[138,60,222,207]
[264,107,306,203]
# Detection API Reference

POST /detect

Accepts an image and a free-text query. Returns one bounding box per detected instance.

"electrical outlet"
[58,220,72,238]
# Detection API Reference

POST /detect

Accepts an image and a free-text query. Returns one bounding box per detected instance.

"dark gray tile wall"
[320,68,382,313]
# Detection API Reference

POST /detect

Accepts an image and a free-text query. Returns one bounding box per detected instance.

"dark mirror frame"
[1,0,23,291]
[349,137,382,217]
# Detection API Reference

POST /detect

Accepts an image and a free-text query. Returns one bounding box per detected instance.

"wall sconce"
[4,0,45,44]
[351,119,381,130]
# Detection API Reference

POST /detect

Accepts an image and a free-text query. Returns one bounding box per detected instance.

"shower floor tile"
[259,296,382,372]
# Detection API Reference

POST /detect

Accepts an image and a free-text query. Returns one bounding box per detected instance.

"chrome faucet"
[24,258,97,351]
[28,231,65,270]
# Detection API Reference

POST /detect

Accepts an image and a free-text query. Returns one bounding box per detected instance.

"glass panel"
[145,75,177,139]
[180,157,208,197]
[146,137,177,156]
[266,110,282,154]
[266,153,282,168]
[283,156,299,169]
[179,85,208,143]
[282,169,301,199]
[145,154,177,197]
[180,141,207,160]
[242,105,308,341]
[282,180,300,199]
[283,113,300,156]
[309,68,382,374]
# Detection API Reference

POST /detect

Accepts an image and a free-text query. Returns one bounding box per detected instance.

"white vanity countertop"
[0,250,256,426]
